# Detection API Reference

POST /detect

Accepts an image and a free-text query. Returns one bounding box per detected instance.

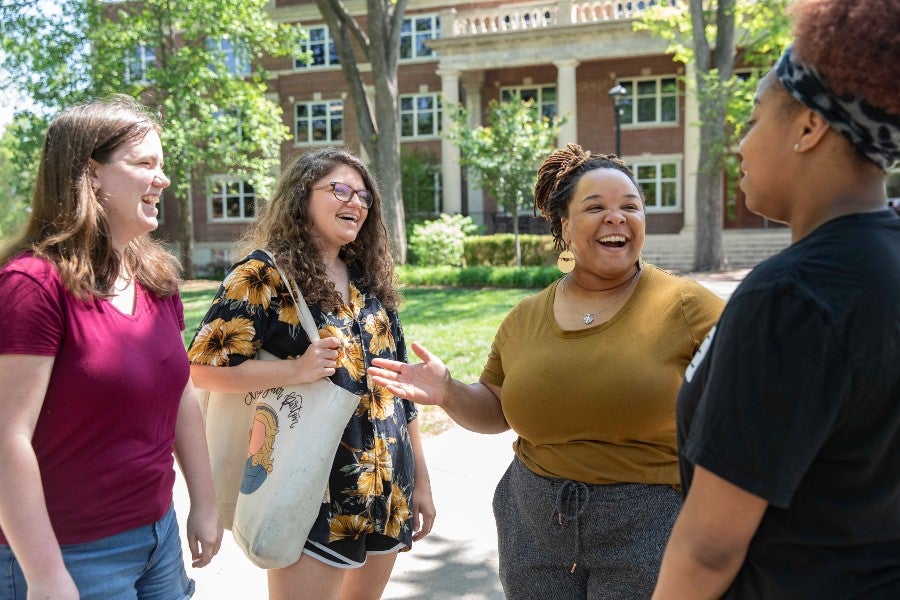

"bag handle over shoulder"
[259,249,320,343]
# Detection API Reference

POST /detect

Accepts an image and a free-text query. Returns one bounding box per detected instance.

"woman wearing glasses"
[188,147,435,600]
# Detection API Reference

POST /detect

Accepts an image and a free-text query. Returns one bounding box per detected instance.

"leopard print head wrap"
[775,45,899,170]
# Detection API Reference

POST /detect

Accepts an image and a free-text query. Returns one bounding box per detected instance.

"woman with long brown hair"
[189,147,435,600]
[0,95,221,599]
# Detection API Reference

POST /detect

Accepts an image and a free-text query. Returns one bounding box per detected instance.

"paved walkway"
[174,271,748,599]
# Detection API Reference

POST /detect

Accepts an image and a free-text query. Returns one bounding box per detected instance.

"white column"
[439,69,462,215]
[555,60,579,146]
[682,63,699,232]
[462,71,485,224]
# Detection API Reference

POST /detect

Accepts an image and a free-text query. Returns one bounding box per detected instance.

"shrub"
[463,234,556,267]
[408,213,479,266]
[395,265,560,289]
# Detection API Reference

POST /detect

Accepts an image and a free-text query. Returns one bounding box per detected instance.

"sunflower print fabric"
[188,250,419,551]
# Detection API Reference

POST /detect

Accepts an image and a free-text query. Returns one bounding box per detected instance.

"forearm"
[440,379,508,434]
[173,388,216,508]
[652,518,746,599]
[408,419,430,487]
[191,359,305,393]
[0,436,68,583]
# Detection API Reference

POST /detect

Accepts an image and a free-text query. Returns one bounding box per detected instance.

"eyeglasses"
[314,181,374,209]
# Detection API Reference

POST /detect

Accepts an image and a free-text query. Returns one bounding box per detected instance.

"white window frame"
[400,14,440,61]
[400,93,442,139]
[630,158,681,213]
[208,176,256,222]
[124,44,155,84]
[206,37,251,76]
[619,76,679,127]
[295,100,344,145]
[294,25,340,69]
[500,85,557,120]
[213,107,244,142]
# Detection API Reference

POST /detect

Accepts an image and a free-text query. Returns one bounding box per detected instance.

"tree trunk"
[694,117,726,271]
[511,202,522,267]
[372,103,407,263]
[179,171,195,279]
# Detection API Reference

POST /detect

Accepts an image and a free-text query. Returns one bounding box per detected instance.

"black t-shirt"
[677,210,900,598]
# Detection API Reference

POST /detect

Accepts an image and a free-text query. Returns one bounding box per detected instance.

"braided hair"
[533,143,644,251]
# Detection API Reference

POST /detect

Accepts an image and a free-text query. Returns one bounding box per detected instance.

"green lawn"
[180,283,536,436]
[181,283,535,380]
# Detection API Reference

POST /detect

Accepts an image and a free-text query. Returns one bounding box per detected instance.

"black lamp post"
[608,83,629,157]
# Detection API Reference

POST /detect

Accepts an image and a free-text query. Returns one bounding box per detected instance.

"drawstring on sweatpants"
[554,480,590,573]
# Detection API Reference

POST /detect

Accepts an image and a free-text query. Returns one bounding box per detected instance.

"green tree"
[447,100,560,267]
[0,0,302,277]
[315,0,409,263]
[636,0,789,271]
[0,121,34,240]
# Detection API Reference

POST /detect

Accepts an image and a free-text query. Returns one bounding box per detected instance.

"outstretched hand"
[367,342,451,406]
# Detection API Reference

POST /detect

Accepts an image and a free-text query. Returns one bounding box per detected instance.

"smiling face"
[561,167,645,283]
[90,129,169,252]
[308,164,370,257]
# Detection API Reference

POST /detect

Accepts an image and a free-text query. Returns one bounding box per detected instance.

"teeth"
[141,195,158,205]
[599,235,626,243]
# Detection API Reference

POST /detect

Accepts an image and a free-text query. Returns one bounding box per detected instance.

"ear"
[87,158,101,191]
[793,107,831,154]
[561,217,570,246]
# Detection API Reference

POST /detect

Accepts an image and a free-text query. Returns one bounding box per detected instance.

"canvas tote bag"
[199,251,360,569]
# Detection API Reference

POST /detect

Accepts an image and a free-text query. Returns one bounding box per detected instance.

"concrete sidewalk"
[174,271,747,598]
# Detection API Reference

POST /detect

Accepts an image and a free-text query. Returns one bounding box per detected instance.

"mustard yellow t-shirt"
[481,264,724,485]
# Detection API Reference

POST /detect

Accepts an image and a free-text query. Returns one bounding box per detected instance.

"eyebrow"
[580,192,641,202]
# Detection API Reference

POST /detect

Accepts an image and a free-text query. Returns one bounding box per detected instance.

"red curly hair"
[790,0,899,115]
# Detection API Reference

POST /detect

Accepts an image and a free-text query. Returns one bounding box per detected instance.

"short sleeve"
[680,280,725,346]
[682,283,847,508]
[0,268,65,356]
[187,253,294,367]
[170,292,185,331]
[479,304,515,388]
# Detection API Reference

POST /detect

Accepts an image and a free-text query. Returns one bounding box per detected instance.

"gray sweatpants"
[492,457,682,600]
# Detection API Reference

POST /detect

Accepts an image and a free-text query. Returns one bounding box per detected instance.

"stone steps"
[642,229,792,272]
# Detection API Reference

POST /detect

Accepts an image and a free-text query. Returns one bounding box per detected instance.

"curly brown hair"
[790,0,899,115]
[235,147,399,312]
[533,143,644,251]
[0,95,180,299]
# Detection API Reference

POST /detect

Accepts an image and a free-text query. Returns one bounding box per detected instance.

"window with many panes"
[209,177,256,221]
[206,37,251,76]
[400,14,439,60]
[632,160,680,211]
[400,94,441,138]
[500,86,557,119]
[294,26,340,69]
[295,101,343,144]
[125,44,155,84]
[618,77,678,126]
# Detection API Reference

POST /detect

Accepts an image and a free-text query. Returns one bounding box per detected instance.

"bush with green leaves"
[464,234,556,267]
[408,213,479,267]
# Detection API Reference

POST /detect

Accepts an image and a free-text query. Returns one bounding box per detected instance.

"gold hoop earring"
[557,249,575,274]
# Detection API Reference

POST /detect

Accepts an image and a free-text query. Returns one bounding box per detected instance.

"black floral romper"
[188,250,418,565]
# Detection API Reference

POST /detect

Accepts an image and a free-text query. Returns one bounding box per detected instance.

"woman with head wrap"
[369,146,724,598]
[653,0,900,597]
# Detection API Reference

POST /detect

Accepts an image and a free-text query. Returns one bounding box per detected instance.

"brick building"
[154,0,820,272]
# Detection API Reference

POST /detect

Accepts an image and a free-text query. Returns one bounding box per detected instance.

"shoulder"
[641,264,724,308]
[1,253,65,300]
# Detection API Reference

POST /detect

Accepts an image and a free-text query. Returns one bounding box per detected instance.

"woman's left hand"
[186,503,223,568]
[412,481,436,542]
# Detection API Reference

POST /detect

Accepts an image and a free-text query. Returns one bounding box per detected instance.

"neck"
[569,265,640,294]
[788,177,887,243]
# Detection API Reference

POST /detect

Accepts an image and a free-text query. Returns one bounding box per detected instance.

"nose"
[347,192,365,208]
[604,209,626,224]
[153,170,171,189]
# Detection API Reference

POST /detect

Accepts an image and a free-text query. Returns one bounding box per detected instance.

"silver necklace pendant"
[583,314,594,325]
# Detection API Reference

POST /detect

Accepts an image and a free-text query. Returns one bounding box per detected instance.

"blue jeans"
[0,504,194,600]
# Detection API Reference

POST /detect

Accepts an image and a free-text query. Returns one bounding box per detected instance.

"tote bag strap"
[259,249,320,343]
